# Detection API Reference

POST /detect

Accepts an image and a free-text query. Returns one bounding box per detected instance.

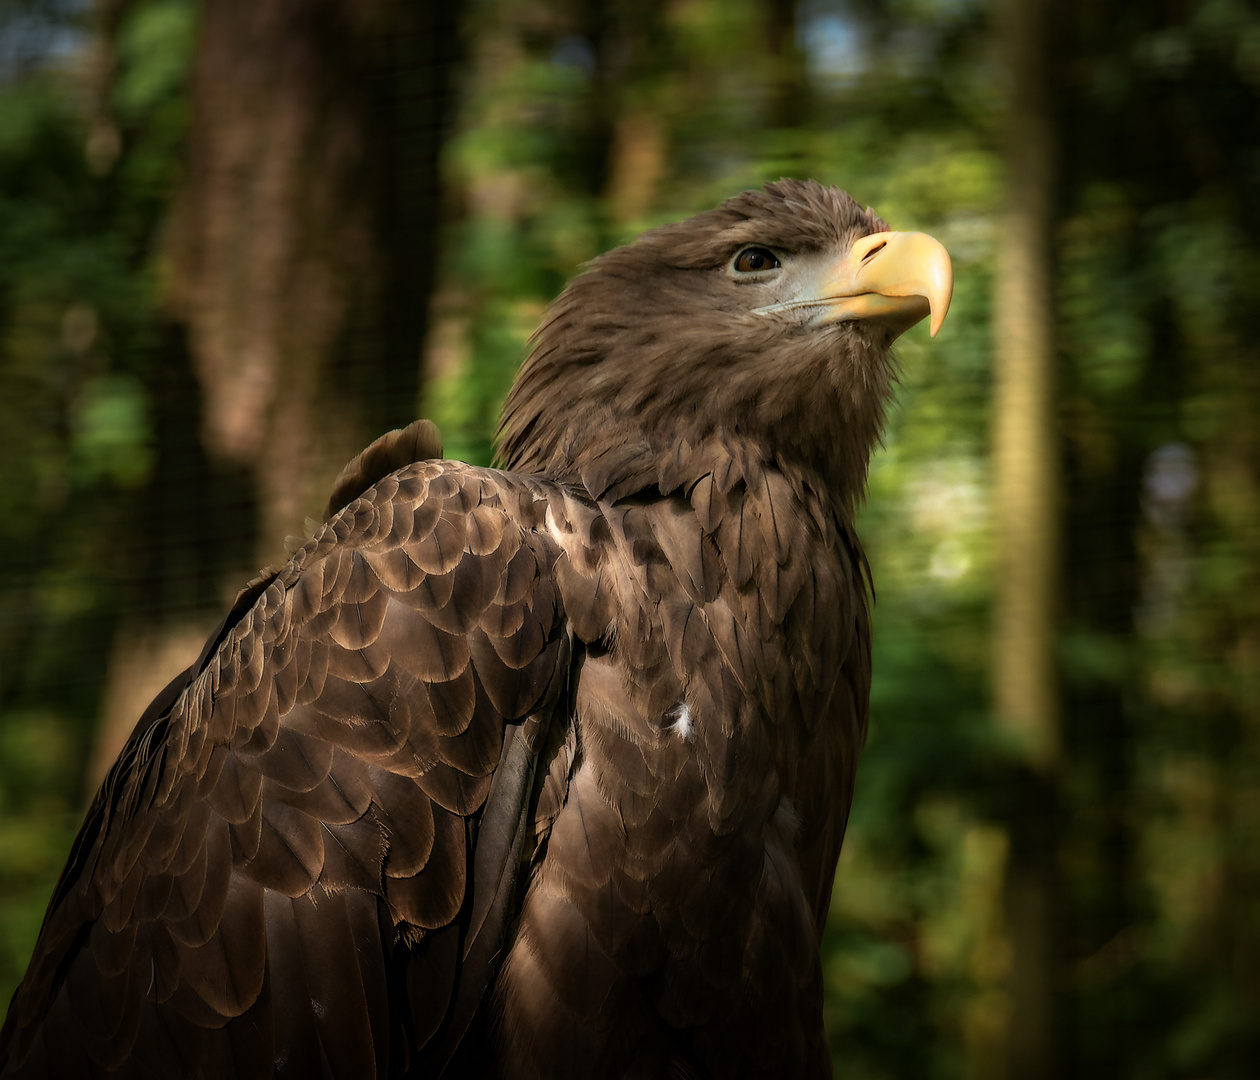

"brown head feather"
[497,179,893,504]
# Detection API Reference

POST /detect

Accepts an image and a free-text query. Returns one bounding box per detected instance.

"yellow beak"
[818,230,953,338]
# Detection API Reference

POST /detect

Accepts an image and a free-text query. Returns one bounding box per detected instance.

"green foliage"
[0,0,195,1009]
[113,0,196,119]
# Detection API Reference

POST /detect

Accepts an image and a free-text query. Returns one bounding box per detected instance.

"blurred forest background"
[0,0,1257,1076]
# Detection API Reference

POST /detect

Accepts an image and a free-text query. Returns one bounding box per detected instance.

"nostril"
[861,241,886,262]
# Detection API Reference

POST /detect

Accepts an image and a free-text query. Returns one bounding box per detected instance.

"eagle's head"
[499,179,952,502]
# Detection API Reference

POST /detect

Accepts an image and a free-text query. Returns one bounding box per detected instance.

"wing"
[324,419,445,520]
[0,461,573,1079]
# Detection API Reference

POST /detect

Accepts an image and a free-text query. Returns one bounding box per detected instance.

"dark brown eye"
[733,247,780,273]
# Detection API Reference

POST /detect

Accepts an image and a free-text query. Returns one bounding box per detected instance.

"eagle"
[0,179,951,1079]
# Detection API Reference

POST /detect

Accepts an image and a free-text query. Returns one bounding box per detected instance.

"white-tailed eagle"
[0,180,951,1079]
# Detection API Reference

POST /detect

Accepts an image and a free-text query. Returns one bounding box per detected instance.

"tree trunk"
[991,0,1060,1073]
[166,0,458,566]
[93,0,459,780]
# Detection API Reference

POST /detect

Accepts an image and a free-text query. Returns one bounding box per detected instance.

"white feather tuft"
[667,703,694,742]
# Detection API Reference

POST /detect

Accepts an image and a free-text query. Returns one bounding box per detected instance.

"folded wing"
[0,461,575,1080]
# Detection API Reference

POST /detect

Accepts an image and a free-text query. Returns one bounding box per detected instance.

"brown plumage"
[0,180,951,1079]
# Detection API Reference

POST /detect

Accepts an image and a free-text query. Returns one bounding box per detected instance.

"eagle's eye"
[733,247,781,273]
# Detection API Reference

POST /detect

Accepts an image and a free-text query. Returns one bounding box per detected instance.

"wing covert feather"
[0,461,577,1079]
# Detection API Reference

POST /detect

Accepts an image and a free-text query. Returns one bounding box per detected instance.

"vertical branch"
[592,0,670,233]
[764,0,805,131]
[993,0,1059,769]
[992,0,1060,1075]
